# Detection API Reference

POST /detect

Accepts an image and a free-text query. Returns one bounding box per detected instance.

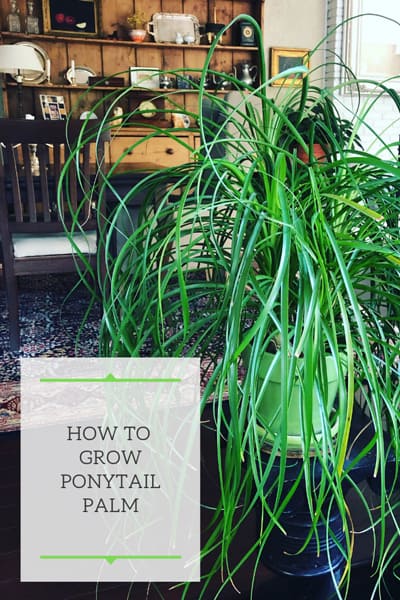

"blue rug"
[0,274,101,382]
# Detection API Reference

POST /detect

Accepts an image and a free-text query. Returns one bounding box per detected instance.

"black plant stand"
[258,405,397,597]
[254,569,343,600]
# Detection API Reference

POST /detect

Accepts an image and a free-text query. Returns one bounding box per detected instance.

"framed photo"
[41,0,99,36]
[129,68,160,89]
[270,48,310,87]
[40,94,67,120]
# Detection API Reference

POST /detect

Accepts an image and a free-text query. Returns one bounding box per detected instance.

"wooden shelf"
[0,31,257,52]
[6,80,235,94]
[0,0,264,121]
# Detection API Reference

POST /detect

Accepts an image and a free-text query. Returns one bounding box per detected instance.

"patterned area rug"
[0,274,227,432]
[0,274,101,432]
[0,382,20,432]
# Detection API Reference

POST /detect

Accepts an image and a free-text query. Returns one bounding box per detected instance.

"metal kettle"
[236,62,258,86]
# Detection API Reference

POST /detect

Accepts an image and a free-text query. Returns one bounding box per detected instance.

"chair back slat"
[37,142,51,222]
[4,145,24,222]
[52,141,64,220]
[79,144,92,220]
[68,148,79,214]
[0,119,108,232]
[21,143,38,222]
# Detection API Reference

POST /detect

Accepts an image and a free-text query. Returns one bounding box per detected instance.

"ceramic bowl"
[129,29,146,42]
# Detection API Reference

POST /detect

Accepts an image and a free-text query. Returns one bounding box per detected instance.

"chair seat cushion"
[12,231,97,258]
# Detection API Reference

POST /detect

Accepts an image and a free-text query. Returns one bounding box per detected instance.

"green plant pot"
[254,352,341,451]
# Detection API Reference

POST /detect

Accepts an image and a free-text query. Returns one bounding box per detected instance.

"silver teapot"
[235,62,258,86]
[211,72,231,90]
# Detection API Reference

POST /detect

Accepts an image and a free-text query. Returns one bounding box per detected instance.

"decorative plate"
[14,42,49,84]
[138,100,157,118]
[65,65,96,85]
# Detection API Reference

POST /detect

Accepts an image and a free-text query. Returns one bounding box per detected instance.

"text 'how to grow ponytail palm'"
[61,13,400,599]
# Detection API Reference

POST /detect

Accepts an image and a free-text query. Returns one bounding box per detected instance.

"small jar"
[6,0,21,33]
[25,1,40,34]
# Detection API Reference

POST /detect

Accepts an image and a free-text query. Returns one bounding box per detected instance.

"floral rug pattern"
[0,274,227,432]
[0,274,101,432]
[0,382,20,432]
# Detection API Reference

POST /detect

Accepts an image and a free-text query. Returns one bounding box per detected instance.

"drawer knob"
[166,147,174,155]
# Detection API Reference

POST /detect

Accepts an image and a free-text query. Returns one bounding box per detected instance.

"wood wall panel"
[161,0,183,14]
[38,40,67,84]
[102,45,136,84]
[68,43,102,76]
[184,48,205,71]
[100,1,133,36]
[0,0,262,119]
[135,46,164,69]
[184,1,208,24]
[181,93,200,117]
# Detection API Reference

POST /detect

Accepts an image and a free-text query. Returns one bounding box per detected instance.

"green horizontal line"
[40,373,181,383]
[40,555,182,565]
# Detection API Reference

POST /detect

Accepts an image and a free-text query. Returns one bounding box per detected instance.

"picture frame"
[40,94,67,120]
[270,47,310,87]
[129,68,160,90]
[41,0,99,37]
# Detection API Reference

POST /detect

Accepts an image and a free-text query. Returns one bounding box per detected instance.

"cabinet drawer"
[109,135,192,167]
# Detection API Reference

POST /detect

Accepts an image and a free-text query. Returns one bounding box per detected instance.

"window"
[345,0,400,89]
[326,0,400,156]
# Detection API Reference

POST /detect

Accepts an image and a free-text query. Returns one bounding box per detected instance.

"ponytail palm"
[62,15,400,599]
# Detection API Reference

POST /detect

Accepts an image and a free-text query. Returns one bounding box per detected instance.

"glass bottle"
[6,0,21,33]
[25,1,40,34]
[29,144,40,176]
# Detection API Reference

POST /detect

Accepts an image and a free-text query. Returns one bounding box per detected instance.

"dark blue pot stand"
[257,405,396,599]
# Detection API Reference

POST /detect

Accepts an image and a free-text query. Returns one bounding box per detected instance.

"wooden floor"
[1,420,399,600]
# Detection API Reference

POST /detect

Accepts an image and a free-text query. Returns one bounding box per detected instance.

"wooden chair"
[0,119,108,351]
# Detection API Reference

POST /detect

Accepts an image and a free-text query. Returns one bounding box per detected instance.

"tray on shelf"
[147,13,200,44]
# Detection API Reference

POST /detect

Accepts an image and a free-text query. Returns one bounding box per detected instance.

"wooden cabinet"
[0,1,263,166]
[108,128,199,168]
[0,1,264,116]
